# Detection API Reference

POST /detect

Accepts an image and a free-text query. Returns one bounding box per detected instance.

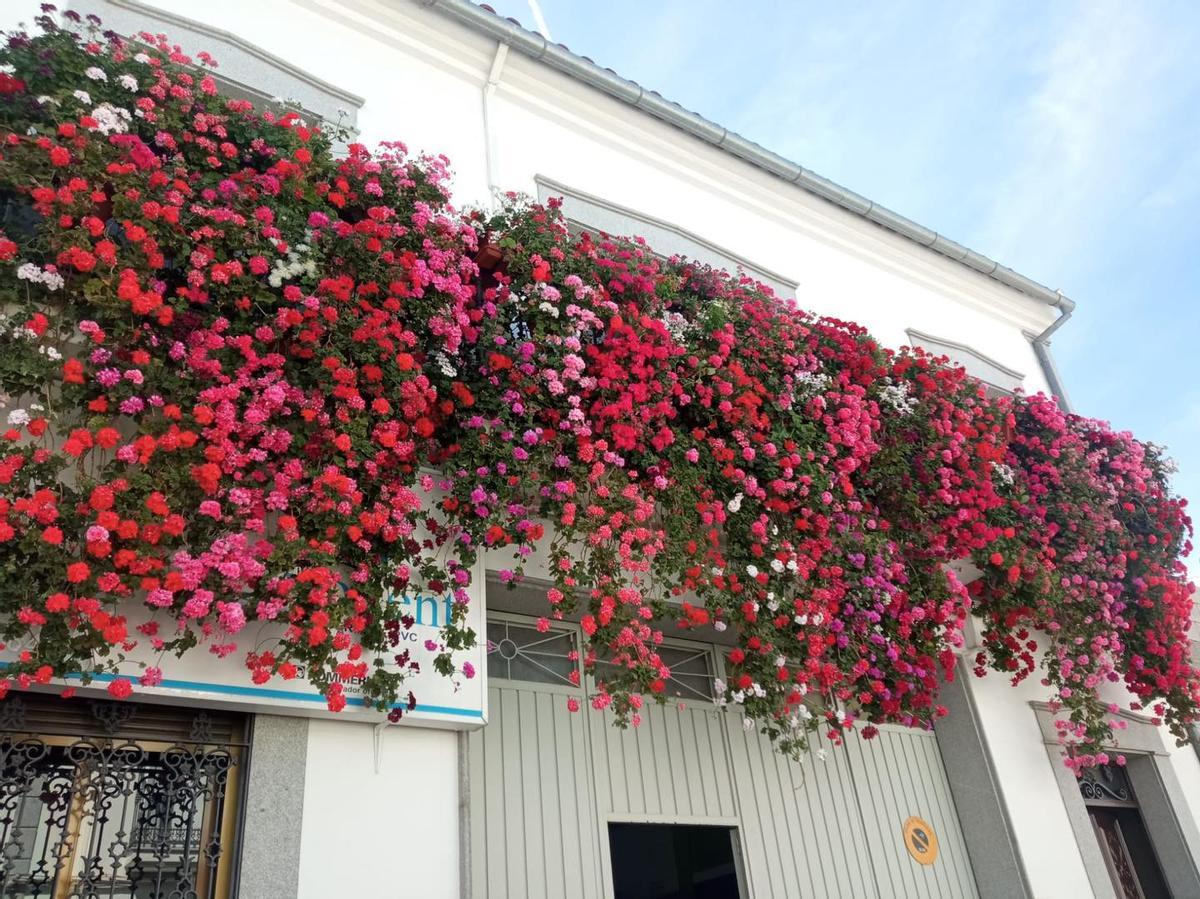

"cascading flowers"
[0,9,1193,766]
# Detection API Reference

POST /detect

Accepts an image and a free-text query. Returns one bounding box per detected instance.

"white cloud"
[973,1,1190,272]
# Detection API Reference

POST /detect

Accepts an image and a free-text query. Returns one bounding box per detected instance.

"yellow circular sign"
[902,816,939,865]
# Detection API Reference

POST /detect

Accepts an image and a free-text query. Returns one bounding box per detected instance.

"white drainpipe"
[481,41,509,202]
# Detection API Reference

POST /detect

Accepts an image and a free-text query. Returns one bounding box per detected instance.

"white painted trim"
[907,327,1026,392]
[96,0,364,105]
[489,49,1055,333]
[605,813,741,827]
[536,174,799,295]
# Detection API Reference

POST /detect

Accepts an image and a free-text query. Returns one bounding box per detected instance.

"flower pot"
[475,242,502,270]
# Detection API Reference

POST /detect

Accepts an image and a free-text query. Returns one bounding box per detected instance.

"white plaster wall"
[7,0,1056,394]
[1168,739,1200,838]
[297,719,460,898]
[964,645,1200,898]
[963,669,1094,898]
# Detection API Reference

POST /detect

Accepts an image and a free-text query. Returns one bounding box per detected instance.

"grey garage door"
[468,612,979,899]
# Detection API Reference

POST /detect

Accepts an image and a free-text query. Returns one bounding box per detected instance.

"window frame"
[66,0,364,149]
[484,610,584,696]
[906,328,1025,395]
[535,175,798,299]
[589,634,721,709]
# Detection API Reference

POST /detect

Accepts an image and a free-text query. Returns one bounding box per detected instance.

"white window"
[594,639,719,703]
[68,0,363,149]
[535,176,797,299]
[655,643,719,702]
[906,328,1025,396]
[486,617,578,687]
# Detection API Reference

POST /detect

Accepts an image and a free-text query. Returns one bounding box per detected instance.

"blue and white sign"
[1,575,487,730]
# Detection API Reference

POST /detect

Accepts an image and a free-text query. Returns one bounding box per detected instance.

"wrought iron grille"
[486,619,578,687]
[0,695,246,899]
[1079,762,1136,807]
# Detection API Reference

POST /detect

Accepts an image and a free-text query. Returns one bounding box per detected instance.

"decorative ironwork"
[486,620,578,687]
[594,642,718,703]
[1080,763,1134,805]
[653,645,718,702]
[188,714,216,746]
[0,696,245,898]
[0,701,26,734]
[87,702,136,737]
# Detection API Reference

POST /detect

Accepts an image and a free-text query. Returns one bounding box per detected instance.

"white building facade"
[2,1,1200,897]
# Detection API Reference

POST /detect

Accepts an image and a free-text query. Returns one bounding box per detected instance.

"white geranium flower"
[84,67,108,82]
[15,263,64,291]
[991,461,1016,487]
[72,90,92,105]
[659,310,693,343]
[87,103,131,135]
[117,74,138,91]
[6,409,30,427]
[879,378,918,416]
[134,53,152,65]
[794,369,830,395]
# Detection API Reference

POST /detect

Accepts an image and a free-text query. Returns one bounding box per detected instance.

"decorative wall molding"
[535,174,799,299]
[906,328,1025,393]
[1031,701,1200,899]
[1029,702,1168,756]
[67,0,364,134]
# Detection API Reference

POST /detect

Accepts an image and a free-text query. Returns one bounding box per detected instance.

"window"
[535,177,797,300]
[608,823,744,899]
[905,328,1024,396]
[0,694,246,899]
[485,618,578,687]
[69,0,363,150]
[595,641,718,703]
[655,645,718,702]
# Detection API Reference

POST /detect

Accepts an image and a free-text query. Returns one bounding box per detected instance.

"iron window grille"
[595,642,719,704]
[0,694,247,899]
[485,619,579,688]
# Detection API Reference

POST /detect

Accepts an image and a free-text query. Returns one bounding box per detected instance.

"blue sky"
[490,0,1200,571]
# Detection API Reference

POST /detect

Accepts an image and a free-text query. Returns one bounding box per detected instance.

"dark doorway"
[608,823,743,899]
[1081,764,1170,899]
